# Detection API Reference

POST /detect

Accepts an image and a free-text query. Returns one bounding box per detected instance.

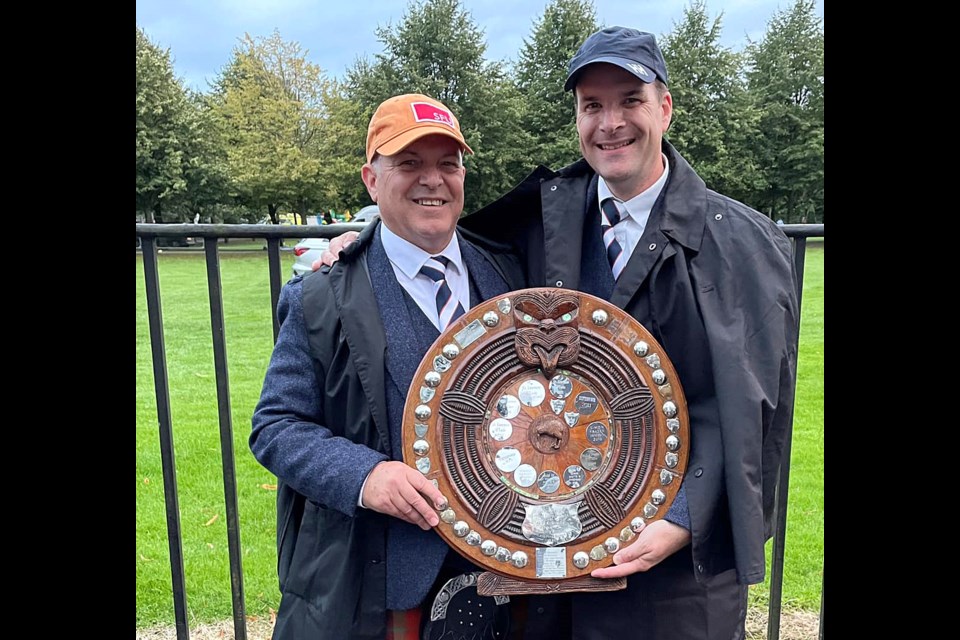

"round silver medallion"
[652,369,666,385]
[574,392,598,414]
[604,537,620,553]
[481,540,497,556]
[518,380,546,407]
[563,465,586,489]
[580,448,602,471]
[496,394,521,419]
[573,551,590,569]
[453,521,469,537]
[666,435,680,451]
[651,489,666,505]
[586,422,608,444]
[488,418,513,442]
[414,404,432,420]
[633,341,649,356]
[412,439,430,456]
[482,311,500,327]
[591,309,608,325]
[662,401,677,418]
[495,447,522,473]
[424,371,442,388]
[549,374,573,399]
[513,464,537,487]
[442,344,460,360]
[511,551,528,568]
[537,470,561,494]
[630,517,645,532]
[497,298,512,314]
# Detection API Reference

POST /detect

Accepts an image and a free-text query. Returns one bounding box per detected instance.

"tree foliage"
[209,30,331,223]
[745,0,824,222]
[514,0,599,171]
[136,28,191,222]
[136,1,824,225]
[346,0,531,213]
[660,1,764,204]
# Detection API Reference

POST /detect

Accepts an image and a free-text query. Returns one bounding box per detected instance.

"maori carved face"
[513,291,580,379]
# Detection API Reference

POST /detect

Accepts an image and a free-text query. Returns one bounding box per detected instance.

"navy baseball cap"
[565,26,669,91]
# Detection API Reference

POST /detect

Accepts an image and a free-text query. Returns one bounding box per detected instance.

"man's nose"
[600,106,624,132]
[419,166,443,188]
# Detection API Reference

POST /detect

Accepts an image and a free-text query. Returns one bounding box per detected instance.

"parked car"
[291,237,331,277]
[351,205,380,224]
[290,206,380,277]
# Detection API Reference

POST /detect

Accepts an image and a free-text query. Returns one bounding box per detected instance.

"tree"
[660,1,764,205]
[136,27,193,223]
[745,0,824,222]
[346,0,531,213]
[210,30,330,224]
[514,0,599,171]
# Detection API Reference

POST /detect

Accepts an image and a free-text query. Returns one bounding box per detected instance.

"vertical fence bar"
[819,563,824,639]
[204,242,247,640]
[141,236,190,640]
[767,237,809,640]
[266,238,283,343]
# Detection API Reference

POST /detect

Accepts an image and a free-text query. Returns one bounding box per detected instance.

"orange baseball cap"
[366,93,473,163]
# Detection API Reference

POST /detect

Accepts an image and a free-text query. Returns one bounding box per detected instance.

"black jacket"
[251,221,525,638]
[461,142,799,585]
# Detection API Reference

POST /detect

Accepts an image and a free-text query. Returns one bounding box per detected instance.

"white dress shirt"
[359,222,471,508]
[379,222,471,332]
[597,153,671,265]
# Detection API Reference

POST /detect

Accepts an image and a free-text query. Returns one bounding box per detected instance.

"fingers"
[362,461,448,530]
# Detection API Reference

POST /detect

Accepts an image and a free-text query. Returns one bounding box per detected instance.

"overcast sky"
[136,0,824,93]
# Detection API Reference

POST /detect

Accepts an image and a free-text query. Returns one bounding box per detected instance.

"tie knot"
[420,256,450,283]
[601,198,622,228]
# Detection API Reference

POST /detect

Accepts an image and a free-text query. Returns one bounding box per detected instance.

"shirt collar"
[597,153,671,220]
[379,221,464,280]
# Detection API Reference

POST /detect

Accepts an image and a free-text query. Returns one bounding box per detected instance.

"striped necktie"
[420,256,466,331]
[601,197,626,280]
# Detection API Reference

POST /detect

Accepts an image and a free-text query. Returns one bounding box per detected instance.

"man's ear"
[660,91,673,133]
[361,163,378,202]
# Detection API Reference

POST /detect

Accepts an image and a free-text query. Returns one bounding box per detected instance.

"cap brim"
[375,127,474,159]
[564,55,656,91]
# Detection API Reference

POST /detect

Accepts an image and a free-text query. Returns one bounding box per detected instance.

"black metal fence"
[136,222,824,640]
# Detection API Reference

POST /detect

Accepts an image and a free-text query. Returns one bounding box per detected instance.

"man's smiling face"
[362,134,466,254]
[575,63,672,201]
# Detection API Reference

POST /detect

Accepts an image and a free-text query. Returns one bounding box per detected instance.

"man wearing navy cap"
[319,26,800,640]
[460,26,800,640]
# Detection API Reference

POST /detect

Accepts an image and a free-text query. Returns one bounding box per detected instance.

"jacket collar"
[655,141,707,253]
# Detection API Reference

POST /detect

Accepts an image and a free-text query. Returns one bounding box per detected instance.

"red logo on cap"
[411,102,454,128]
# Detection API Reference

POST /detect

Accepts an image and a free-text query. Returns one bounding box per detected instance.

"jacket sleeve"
[702,216,800,582]
[249,279,389,517]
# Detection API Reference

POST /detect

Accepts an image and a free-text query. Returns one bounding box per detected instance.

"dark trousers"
[513,548,747,640]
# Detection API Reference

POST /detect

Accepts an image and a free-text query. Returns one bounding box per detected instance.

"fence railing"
[136,222,824,640]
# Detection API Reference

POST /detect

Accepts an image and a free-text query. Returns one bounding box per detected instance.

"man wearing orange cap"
[251,94,524,639]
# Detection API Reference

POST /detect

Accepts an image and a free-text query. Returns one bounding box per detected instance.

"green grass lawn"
[136,246,824,628]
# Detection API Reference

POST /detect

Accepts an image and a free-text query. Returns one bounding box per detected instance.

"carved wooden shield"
[402,288,688,591]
